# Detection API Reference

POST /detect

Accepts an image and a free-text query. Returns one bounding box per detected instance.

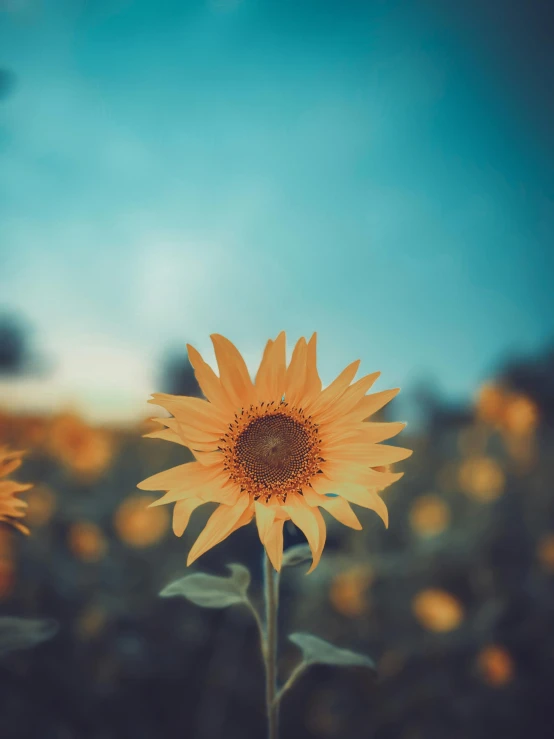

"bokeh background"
[1,0,554,737]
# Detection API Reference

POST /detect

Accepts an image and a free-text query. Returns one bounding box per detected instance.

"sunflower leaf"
[289,632,376,671]
[160,563,251,608]
[0,617,59,656]
[282,544,312,568]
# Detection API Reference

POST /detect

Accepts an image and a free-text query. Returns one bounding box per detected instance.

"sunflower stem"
[263,552,280,739]
[246,600,265,656]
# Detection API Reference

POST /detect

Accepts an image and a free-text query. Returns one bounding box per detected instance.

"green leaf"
[289,632,376,671]
[160,563,251,609]
[282,544,312,568]
[0,617,58,656]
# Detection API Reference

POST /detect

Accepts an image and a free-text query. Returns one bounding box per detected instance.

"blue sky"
[1,0,553,421]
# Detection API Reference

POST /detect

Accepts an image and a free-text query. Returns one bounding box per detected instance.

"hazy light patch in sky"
[0,336,154,424]
[0,0,553,421]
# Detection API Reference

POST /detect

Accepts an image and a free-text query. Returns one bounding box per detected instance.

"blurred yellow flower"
[115,494,169,548]
[68,521,107,562]
[138,333,410,571]
[0,528,14,600]
[20,415,48,448]
[48,413,114,480]
[409,494,450,537]
[329,564,373,617]
[475,383,506,427]
[536,533,554,572]
[25,485,57,527]
[504,433,536,468]
[477,645,514,686]
[476,383,539,439]
[503,394,539,437]
[76,604,108,640]
[412,588,464,632]
[0,447,31,534]
[458,456,504,502]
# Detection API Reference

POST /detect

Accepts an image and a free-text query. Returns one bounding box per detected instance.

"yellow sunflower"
[138,333,410,571]
[0,447,31,535]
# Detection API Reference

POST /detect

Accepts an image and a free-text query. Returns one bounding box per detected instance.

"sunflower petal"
[143,428,188,446]
[149,476,236,507]
[358,421,407,442]
[283,495,321,562]
[255,501,277,543]
[154,417,221,444]
[0,481,31,495]
[211,334,256,409]
[0,457,22,477]
[319,496,362,530]
[323,443,413,466]
[325,421,407,445]
[306,507,326,573]
[187,343,235,412]
[307,360,360,415]
[255,331,286,404]
[313,480,388,528]
[0,517,30,535]
[208,484,242,505]
[190,450,225,467]
[264,518,285,571]
[173,498,205,536]
[320,462,404,491]
[149,487,199,507]
[187,495,252,566]
[150,395,228,434]
[137,461,219,492]
[302,485,324,507]
[285,337,307,405]
[154,418,220,452]
[349,388,401,421]
[301,333,322,406]
[145,425,220,451]
[317,372,381,424]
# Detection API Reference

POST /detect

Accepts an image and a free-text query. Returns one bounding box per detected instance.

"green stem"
[274,662,308,706]
[263,552,280,739]
[246,600,265,653]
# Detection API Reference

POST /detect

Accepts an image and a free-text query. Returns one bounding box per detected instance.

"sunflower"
[0,447,31,535]
[138,333,410,571]
[48,413,114,480]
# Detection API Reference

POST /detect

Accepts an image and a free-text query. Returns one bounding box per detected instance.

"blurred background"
[1,0,553,737]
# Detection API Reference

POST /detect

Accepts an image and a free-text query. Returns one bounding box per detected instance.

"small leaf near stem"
[160,561,266,657]
[160,563,251,609]
[282,544,312,568]
[275,632,376,704]
[288,632,376,670]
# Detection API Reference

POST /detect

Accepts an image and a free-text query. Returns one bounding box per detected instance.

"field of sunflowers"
[1,344,554,739]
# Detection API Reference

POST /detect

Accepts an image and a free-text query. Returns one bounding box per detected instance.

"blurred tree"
[0,315,30,375]
[501,346,554,425]
[0,314,48,377]
[160,351,202,398]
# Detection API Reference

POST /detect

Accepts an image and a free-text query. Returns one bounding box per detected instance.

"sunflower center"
[221,403,322,501]
[235,414,310,487]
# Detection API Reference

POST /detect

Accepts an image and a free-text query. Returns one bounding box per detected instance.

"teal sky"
[1,0,553,420]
